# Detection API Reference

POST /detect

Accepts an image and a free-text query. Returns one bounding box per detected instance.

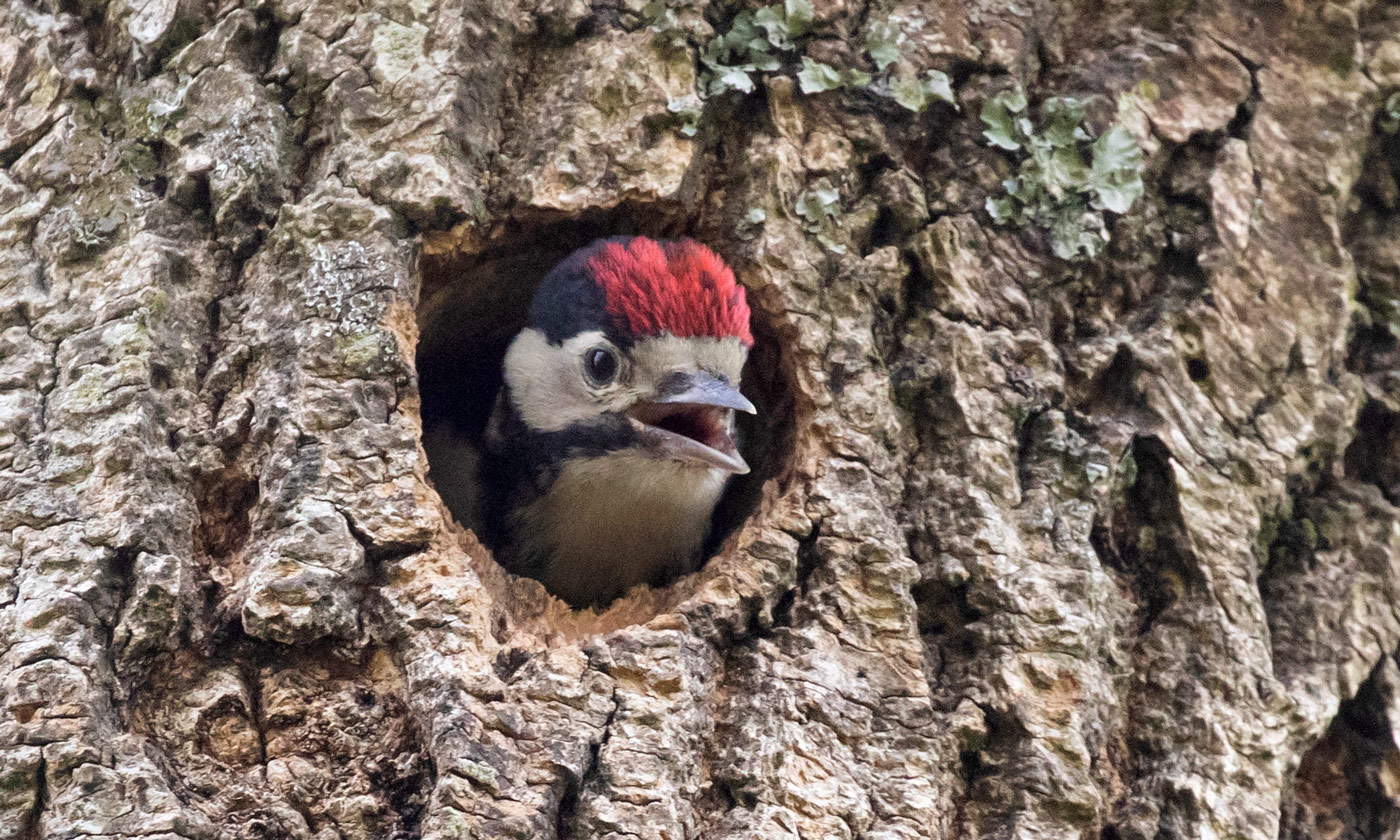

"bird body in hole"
[476,236,755,606]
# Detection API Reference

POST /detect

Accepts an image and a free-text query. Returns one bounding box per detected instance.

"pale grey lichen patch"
[370,20,429,86]
[178,66,292,241]
[501,30,699,213]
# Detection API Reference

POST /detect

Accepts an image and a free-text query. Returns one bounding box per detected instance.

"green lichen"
[695,0,812,96]
[69,369,114,409]
[121,89,186,142]
[666,94,703,137]
[62,202,131,262]
[1136,525,1158,556]
[1298,517,1319,551]
[865,20,902,71]
[1115,448,1138,498]
[795,179,846,254]
[738,205,767,239]
[459,760,499,789]
[797,56,869,94]
[1381,91,1400,134]
[141,289,171,324]
[889,70,956,113]
[981,84,1146,261]
[335,331,388,371]
[646,3,953,122]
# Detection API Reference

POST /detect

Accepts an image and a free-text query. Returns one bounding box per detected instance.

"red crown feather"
[588,238,753,348]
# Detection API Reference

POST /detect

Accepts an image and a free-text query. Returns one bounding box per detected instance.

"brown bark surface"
[3,0,1400,837]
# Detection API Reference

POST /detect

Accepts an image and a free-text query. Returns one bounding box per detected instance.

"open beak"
[626,371,756,474]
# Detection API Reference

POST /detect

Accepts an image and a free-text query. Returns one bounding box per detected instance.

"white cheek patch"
[504,329,622,432]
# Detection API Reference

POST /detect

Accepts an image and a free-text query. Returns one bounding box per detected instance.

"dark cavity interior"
[414,212,795,600]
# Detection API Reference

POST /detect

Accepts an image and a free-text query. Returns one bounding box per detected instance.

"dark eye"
[583,347,619,385]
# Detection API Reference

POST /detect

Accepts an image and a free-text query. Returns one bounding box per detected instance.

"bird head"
[499,237,756,475]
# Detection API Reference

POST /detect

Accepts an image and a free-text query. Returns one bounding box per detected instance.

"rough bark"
[3,0,1400,838]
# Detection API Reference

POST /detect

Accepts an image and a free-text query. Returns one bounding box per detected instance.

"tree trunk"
[3,0,1400,837]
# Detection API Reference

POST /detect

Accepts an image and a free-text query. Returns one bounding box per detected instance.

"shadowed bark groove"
[4,0,1400,838]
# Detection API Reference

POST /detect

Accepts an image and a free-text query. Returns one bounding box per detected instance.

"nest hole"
[414,211,796,608]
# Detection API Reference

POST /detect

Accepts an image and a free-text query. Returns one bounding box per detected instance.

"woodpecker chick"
[480,237,755,606]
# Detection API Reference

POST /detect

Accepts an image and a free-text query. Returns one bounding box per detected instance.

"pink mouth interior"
[631,404,728,450]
